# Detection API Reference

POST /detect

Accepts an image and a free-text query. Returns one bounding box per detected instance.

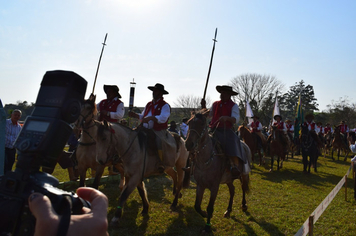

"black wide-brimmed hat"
[104,85,121,98]
[148,83,169,94]
[216,85,238,96]
[316,121,322,125]
[274,114,282,120]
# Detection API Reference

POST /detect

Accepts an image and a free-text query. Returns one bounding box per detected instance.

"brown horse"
[324,131,333,157]
[331,126,350,161]
[185,112,252,233]
[95,120,190,226]
[268,126,286,172]
[74,96,124,189]
[238,125,265,166]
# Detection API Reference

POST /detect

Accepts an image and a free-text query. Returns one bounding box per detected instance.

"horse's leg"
[114,162,125,191]
[165,167,178,196]
[338,149,340,161]
[277,155,280,170]
[224,182,235,218]
[78,165,86,187]
[302,154,308,173]
[111,177,139,226]
[137,181,149,215]
[270,155,274,172]
[194,185,207,218]
[203,186,219,233]
[308,155,311,173]
[92,165,105,189]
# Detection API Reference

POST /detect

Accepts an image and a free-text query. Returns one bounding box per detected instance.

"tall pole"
[203,28,218,100]
[92,33,108,94]
[0,100,6,176]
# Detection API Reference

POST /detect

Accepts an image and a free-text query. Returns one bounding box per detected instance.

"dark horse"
[331,126,350,161]
[268,126,287,172]
[238,125,265,166]
[185,112,252,233]
[300,124,318,173]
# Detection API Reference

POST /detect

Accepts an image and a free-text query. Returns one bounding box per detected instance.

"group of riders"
[245,111,353,158]
[69,82,353,182]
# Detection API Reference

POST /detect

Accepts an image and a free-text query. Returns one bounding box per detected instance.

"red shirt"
[209,99,235,129]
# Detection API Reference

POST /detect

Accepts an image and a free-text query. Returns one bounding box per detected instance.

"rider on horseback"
[201,85,245,179]
[247,115,266,150]
[129,83,176,173]
[303,113,323,156]
[97,85,125,175]
[266,115,289,154]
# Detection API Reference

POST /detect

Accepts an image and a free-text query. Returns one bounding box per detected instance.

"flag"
[245,100,254,124]
[294,94,304,138]
[272,96,280,123]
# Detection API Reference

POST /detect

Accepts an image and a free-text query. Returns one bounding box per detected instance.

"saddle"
[138,128,180,156]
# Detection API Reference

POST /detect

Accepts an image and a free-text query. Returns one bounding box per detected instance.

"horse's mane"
[83,98,98,116]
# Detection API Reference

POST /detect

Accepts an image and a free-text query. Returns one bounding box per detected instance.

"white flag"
[272,96,280,123]
[245,100,254,124]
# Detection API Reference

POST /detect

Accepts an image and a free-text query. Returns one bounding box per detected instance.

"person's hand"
[28,187,109,236]
[128,111,139,119]
[201,99,206,109]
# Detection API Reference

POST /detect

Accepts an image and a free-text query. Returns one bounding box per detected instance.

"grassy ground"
[53,153,356,236]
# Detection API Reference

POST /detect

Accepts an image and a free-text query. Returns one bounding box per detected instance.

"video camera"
[0,70,90,236]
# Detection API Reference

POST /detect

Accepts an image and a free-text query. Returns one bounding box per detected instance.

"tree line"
[3,73,356,129]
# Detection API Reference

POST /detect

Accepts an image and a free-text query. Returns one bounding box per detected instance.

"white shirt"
[180,122,189,137]
[97,97,125,120]
[5,119,22,149]
[139,99,170,129]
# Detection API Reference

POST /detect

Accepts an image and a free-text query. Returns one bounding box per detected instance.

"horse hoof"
[269,169,273,172]
[241,205,248,212]
[110,217,120,227]
[223,210,231,218]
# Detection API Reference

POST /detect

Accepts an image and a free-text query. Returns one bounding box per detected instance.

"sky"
[1,0,355,112]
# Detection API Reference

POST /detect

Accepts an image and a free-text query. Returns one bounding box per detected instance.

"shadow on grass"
[251,155,352,189]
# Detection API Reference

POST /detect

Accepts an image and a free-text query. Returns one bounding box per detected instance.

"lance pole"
[203,28,218,101]
[92,33,108,94]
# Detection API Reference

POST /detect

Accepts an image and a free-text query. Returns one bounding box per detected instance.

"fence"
[295,162,354,236]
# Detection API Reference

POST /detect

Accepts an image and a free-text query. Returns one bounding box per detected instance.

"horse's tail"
[182,153,191,189]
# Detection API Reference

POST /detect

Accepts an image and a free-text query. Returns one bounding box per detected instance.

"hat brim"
[274,115,282,120]
[104,85,121,98]
[216,86,238,96]
[148,86,169,94]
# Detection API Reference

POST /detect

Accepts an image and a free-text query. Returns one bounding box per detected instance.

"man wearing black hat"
[97,85,125,123]
[129,83,176,172]
[201,85,245,179]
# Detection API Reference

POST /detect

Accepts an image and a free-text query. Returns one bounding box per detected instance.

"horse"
[95,120,190,226]
[73,96,125,189]
[238,125,265,166]
[324,131,333,157]
[331,126,350,161]
[268,126,287,172]
[185,112,252,233]
[300,124,318,173]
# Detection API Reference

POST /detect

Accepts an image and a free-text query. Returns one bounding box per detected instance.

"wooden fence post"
[308,215,314,236]
[345,175,348,201]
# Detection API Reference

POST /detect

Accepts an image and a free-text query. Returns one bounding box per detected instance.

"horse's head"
[185,111,208,152]
[96,120,117,165]
[74,96,98,130]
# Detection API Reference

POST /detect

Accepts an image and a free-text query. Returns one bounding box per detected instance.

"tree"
[325,96,356,128]
[280,80,319,120]
[174,95,211,119]
[229,73,284,112]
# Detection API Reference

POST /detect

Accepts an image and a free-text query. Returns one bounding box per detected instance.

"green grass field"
[53,153,356,236]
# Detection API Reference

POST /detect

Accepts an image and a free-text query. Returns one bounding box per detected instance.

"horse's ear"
[89,93,96,103]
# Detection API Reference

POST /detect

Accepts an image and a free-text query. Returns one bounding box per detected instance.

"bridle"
[74,104,97,146]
